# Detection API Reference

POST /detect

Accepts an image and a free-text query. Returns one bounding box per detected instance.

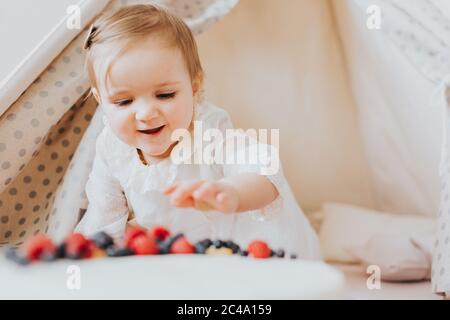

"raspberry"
[128,235,159,255]
[124,227,146,247]
[247,240,271,259]
[147,225,170,241]
[24,234,56,261]
[170,236,195,254]
[65,233,93,259]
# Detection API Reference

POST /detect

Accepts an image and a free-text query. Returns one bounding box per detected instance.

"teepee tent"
[1,0,450,296]
[0,0,239,246]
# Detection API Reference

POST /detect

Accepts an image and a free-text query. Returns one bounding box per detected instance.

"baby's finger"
[170,180,204,206]
[192,182,219,202]
[215,192,235,213]
[163,182,179,195]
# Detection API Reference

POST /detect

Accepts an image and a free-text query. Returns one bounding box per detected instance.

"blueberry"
[275,249,285,258]
[239,250,248,257]
[290,254,297,260]
[160,233,184,254]
[224,241,240,254]
[213,240,223,249]
[107,247,134,257]
[55,243,66,258]
[200,239,212,248]
[91,231,114,249]
[194,243,207,254]
[158,241,171,254]
[5,248,30,266]
[224,240,240,253]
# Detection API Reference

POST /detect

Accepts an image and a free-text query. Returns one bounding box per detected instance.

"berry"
[91,231,114,249]
[225,241,240,254]
[148,225,170,242]
[106,246,134,257]
[213,240,223,249]
[24,234,56,261]
[247,240,271,259]
[200,239,213,248]
[239,250,248,257]
[194,242,207,254]
[124,227,146,247]
[55,243,66,258]
[65,233,93,259]
[129,235,159,255]
[5,248,30,266]
[275,249,285,258]
[170,236,195,254]
[159,233,184,254]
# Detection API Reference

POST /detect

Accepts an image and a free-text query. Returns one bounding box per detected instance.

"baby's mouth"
[137,125,165,135]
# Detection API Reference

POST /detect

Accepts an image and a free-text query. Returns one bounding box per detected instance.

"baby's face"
[97,37,197,157]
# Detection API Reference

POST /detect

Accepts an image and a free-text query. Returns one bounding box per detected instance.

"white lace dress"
[75,102,321,259]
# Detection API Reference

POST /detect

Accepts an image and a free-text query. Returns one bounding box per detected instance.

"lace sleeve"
[75,129,129,240]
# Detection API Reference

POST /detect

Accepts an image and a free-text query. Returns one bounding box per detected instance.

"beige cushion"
[319,202,436,263]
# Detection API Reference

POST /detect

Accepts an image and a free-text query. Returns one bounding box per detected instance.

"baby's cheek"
[110,114,136,141]
[167,102,194,131]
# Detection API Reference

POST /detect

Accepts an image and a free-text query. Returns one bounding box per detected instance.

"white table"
[0,254,344,299]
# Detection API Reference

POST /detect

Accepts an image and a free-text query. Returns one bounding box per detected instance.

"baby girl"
[76,4,320,259]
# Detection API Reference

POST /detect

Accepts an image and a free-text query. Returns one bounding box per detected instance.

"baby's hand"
[163,180,240,213]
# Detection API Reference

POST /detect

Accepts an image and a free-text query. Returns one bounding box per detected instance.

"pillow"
[347,234,432,282]
[319,202,436,263]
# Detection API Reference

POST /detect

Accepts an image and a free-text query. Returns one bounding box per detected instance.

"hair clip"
[84,25,98,50]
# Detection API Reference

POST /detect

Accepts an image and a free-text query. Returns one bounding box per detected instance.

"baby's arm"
[164,173,278,213]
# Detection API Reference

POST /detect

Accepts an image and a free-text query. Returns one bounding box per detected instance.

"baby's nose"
[135,104,159,121]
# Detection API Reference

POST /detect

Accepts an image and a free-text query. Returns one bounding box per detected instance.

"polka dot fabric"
[0,95,96,247]
[0,0,238,246]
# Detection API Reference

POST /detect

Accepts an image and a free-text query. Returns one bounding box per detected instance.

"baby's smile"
[137,124,166,136]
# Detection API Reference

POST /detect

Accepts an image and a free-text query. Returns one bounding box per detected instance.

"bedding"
[318,202,436,263]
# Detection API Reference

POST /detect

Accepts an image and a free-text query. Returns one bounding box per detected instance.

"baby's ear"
[192,73,204,97]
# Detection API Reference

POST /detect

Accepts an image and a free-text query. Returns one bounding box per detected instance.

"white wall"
[0,0,75,82]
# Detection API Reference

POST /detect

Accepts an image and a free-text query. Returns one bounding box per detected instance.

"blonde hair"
[84,4,204,95]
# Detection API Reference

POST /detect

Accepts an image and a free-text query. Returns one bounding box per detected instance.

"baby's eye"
[114,99,133,107]
[156,92,176,100]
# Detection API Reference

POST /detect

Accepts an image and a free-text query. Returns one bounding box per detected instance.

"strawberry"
[24,234,56,261]
[124,226,146,247]
[147,225,170,242]
[129,235,159,255]
[65,233,93,259]
[170,236,195,254]
[247,240,271,259]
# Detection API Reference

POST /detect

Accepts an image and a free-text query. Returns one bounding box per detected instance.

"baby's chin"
[138,140,178,159]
